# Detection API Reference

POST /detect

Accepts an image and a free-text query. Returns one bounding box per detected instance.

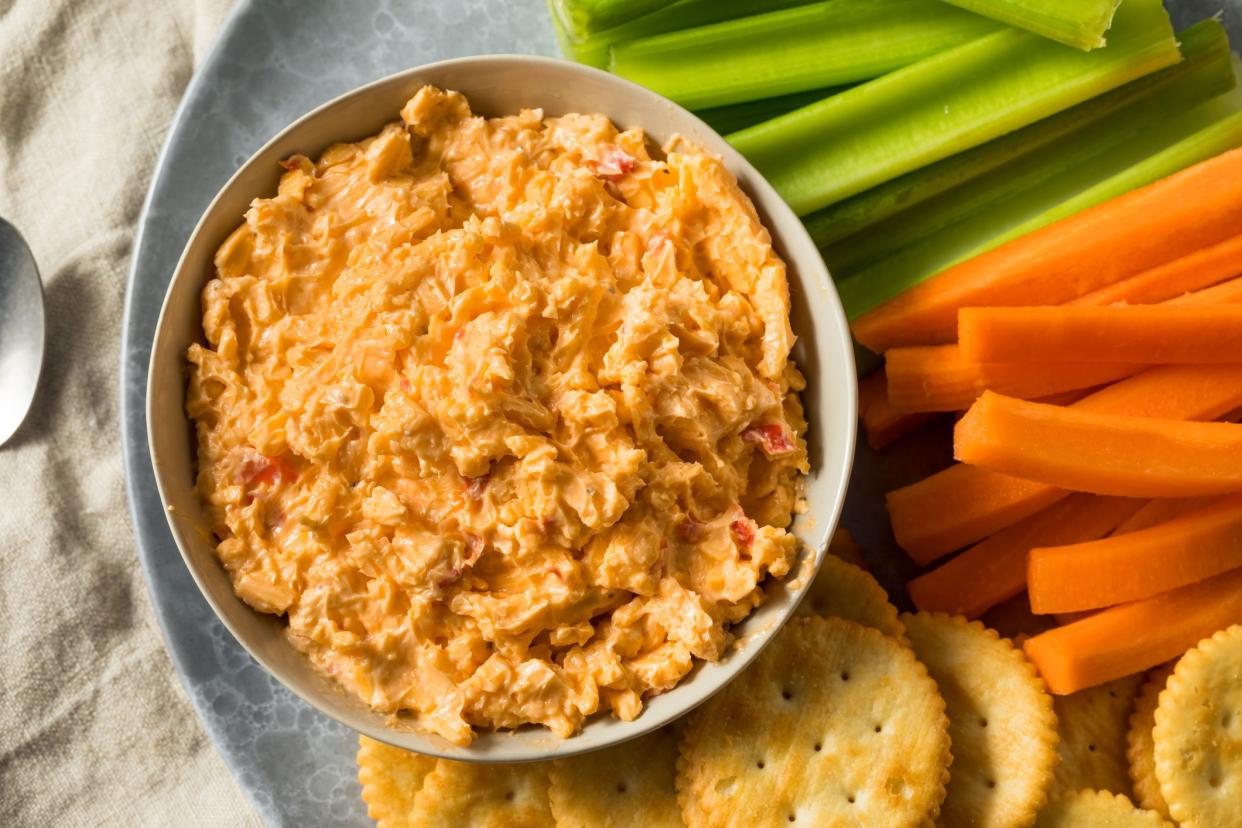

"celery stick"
[548,0,822,68]
[940,0,1121,51]
[696,87,847,136]
[990,103,1242,249]
[727,0,1180,216]
[550,0,822,66]
[549,4,581,63]
[551,0,677,40]
[609,0,1001,110]
[804,17,1232,248]
[835,101,1242,318]
[824,20,1235,273]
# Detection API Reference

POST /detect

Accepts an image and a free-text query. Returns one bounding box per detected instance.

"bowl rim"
[147,52,857,761]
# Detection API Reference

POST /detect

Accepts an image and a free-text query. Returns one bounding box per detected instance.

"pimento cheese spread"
[187,87,809,745]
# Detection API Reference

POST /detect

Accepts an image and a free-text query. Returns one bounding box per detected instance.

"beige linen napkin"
[0,1,265,825]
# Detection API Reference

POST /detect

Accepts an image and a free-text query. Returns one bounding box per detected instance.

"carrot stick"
[851,146,1242,352]
[907,494,1141,614]
[956,391,1242,497]
[888,465,1065,560]
[888,364,1242,559]
[1075,363,1242,418]
[1068,233,1242,306]
[1028,494,1242,613]
[1167,273,1242,305]
[858,369,936,450]
[958,305,1242,364]
[885,344,1133,412]
[885,269,1242,413]
[1023,566,1242,694]
[1111,496,1224,535]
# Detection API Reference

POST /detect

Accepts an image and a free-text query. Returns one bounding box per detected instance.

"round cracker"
[1126,664,1175,819]
[550,726,681,827]
[356,736,437,828]
[797,553,906,642]
[1153,624,1242,828]
[1052,674,1143,800]
[677,615,951,827]
[1033,789,1172,827]
[409,758,554,827]
[902,612,1058,828]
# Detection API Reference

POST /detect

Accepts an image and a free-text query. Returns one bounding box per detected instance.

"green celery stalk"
[804,19,1233,249]
[548,0,823,66]
[989,102,1242,250]
[824,20,1235,273]
[727,0,1180,216]
[551,0,677,40]
[835,100,1242,318]
[550,5,581,63]
[696,86,848,136]
[608,0,1001,110]
[939,0,1121,51]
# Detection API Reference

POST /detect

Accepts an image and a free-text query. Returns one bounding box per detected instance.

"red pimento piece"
[239,453,296,488]
[742,423,796,456]
[589,145,637,181]
[731,511,757,547]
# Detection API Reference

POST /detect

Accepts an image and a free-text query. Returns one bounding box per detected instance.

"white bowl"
[147,54,857,762]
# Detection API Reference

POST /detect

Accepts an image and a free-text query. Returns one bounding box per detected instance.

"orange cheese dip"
[187,87,808,745]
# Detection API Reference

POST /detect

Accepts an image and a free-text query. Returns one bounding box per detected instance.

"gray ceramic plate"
[120,1,1241,825]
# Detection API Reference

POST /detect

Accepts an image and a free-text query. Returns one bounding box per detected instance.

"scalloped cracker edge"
[798,553,906,642]
[903,612,1058,828]
[1126,663,1175,819]
[1153,624,1242,828]
[677,615,951,828]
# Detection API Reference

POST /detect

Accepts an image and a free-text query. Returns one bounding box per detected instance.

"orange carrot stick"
[1028,494,1242,614]
[958,305,1242,364]
[885,345,1133,413]
[1023,566,1242,695]
[884,271,1242,413]
[887,465,1065,561]
[1168,273,1242,305]
[1068,233,1242,307]
[888,364,1242,560]
[852,147,1242,352]
[907,494,1141,615]
[1111,496,1224,535]
[858,370,935,450]
[955,392,1242,497]
[1076,363,1242,418]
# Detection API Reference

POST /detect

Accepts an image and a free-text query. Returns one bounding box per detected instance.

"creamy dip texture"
[187,87,808,744]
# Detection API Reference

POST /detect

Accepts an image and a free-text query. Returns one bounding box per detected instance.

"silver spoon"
[0,218,45,446]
